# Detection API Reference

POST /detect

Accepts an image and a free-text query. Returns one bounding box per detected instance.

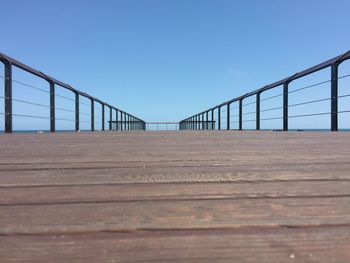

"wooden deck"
[1,131,350,262]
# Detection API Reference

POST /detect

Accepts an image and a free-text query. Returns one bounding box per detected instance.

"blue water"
[0,130,92,133]
[1,129,350,133]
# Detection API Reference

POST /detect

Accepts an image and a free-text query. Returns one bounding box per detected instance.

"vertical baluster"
[239,99,243,130]
[75,92,79,131]
[90,99,94,131]
[4,60,12,133]
[331,63,339,131]
[256,92,260,130]
[227,104,230,130]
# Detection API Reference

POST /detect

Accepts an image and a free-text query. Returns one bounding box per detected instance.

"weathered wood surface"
[0,131,350,262]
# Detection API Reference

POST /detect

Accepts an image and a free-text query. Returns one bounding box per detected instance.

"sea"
[1,129,350,133]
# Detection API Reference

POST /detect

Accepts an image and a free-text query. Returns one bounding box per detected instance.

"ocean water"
[1,129,350,133]
[0,130,92,133]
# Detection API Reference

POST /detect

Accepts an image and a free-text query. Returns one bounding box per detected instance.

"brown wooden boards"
[0,131,350,262]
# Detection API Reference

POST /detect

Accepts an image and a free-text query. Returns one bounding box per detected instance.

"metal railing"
[110,122,183,131]
[0,52,146,133]
[179,50,350,131]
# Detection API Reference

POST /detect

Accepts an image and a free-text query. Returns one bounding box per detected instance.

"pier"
[1,131,350,261]
[1,50,350,261]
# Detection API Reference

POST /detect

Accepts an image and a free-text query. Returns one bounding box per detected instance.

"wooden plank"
[0,180,350,205]
[1,226,350,262]
[1,163,350,187]
[1,196,350,234]
[1,131,350,262]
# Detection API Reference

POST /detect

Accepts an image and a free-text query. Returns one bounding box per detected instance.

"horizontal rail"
[180,50,350,131]
[0,52,146,132]
[145,122,179,124]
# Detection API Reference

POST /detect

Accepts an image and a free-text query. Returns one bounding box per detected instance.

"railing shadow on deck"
[0,52,146,133]
[180,50,350,132]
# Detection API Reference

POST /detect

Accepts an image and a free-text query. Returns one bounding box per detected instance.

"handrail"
[0,52,146,132]
[180,50,350,131]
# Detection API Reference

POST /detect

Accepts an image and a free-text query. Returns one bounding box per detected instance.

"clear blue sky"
[1,0,350,130]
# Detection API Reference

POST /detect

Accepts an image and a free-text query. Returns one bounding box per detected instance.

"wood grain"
[1,226,350,263]
[0,131,350,262]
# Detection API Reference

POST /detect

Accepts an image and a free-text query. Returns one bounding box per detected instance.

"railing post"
[126,114,128,130]
[283,82,289,131]
[91,99,94,131]
[75,92,79,131]
[206,111,209,130]
[218,107,221,130]
[331,63,339,131]
[4,60,12,133]
[239,99,243,130]
[256,92,260,130]
[227,103,230,130]
[102,104,105,131]
[109,107,112,131]
[202,113,205,130]
[120,112,122,130]
[121,111,123,131]
[123,113,126,130]
[122,112,125,130]
[116,109,119,131]
[123,112,125,131]
[48,81,55,132]
[211,109,214,130]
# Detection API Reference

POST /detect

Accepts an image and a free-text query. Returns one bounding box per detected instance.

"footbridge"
[1,51,350,262]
